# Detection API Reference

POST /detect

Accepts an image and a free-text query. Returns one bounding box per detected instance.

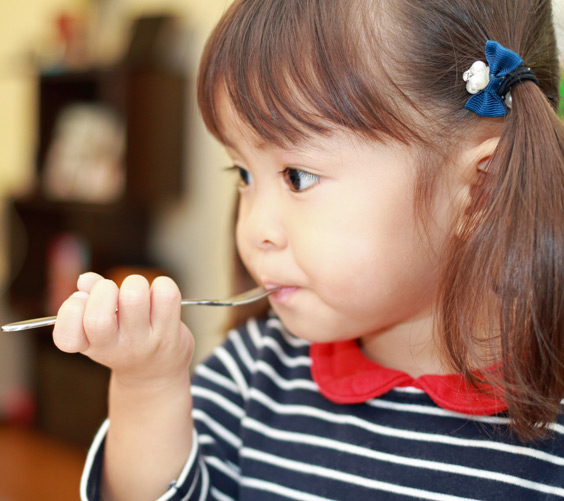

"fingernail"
[72,291,89,300]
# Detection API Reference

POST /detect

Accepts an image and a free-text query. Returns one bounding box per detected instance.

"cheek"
[297,199,426,285]
[234,217,264,287]
[290,210,379,281]
[235,220,251,267]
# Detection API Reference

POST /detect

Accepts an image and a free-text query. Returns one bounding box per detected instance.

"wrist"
[103,369,194,501]
[109,369,191,408]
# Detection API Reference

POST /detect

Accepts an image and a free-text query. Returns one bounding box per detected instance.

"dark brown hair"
[197,0,564,441]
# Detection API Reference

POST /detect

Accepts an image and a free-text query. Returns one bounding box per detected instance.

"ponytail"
[441,80,564,441]
[386,0,564,442]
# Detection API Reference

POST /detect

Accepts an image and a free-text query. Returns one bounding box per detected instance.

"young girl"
[53,0,564,499]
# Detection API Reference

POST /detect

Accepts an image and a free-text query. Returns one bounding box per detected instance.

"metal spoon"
[1,286,279,332]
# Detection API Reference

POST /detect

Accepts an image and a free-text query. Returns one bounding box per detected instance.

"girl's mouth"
[267,286,299,304]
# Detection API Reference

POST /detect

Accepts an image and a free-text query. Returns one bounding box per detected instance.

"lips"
[266,285,299,304]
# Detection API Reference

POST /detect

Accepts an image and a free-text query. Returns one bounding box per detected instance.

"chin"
[271,311,343,344]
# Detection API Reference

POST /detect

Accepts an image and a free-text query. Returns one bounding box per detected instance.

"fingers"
[53,291,90,353]
[117,275,151,342]
[54,274,116,354]
[77,272,104,293]
[82,279,119,345]
[54,273,191,375]
[151,276,195,368]
[150,276,183,335]
[116,275,183,339]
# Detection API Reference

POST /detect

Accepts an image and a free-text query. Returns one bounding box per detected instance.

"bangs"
[197,0,419,147]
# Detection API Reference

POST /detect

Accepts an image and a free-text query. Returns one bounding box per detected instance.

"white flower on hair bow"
[463,61,490,94]
[464,41,535,117]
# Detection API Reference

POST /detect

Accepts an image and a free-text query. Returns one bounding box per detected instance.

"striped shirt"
[81,315,564,500]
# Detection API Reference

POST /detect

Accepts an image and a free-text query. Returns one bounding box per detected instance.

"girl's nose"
[237,193,287,250]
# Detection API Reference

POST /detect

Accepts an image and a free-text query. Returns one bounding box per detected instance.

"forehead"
[215,89,329,152]
[216,89,421,171]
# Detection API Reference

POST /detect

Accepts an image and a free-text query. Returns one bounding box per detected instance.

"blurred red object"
[1,386,35,425]
[46,233,90,315]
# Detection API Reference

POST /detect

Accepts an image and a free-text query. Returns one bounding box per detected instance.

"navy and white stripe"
[82,315,564,500]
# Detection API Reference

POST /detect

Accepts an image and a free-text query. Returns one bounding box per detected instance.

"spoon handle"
[2,316,57,332]
[2,286,279,332]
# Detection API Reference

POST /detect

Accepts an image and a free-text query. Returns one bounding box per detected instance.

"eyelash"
[282,168,320,192]
[226,165,320,192]
[226,165,252,188]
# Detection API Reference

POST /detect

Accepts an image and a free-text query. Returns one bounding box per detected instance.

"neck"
[358,314,445,378]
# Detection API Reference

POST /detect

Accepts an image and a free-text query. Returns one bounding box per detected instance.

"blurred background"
[0,0,236,499]
[0,1,564,499]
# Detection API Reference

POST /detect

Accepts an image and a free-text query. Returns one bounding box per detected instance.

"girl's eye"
[283,168,320,192]
[238,167,252,186]
[229,166,252,187]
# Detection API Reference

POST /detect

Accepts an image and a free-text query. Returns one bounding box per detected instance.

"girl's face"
[221,101,458,357]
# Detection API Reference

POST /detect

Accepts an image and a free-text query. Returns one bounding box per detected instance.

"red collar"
[310,340,507,415]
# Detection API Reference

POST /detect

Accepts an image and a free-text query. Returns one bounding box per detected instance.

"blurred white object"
[43,104,125,203]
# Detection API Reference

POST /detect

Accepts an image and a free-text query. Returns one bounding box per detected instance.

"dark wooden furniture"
[6,63,186,446]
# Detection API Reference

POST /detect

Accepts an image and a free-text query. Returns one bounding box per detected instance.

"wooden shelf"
[37,68,186,205]
[6,63,187,447]
[8,197,152,315]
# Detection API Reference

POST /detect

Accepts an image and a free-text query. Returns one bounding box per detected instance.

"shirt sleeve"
[80,421,205,501]
[80,319,262,500]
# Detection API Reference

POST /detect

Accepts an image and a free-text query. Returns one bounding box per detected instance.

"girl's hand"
[52,272,194,383]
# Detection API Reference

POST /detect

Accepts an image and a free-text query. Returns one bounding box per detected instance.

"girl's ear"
[461,136,500,175]
[454,136,500,238]
[473,136,500,175]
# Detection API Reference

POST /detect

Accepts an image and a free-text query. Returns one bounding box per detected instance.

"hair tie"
[496,63,539,108]
[463,41,538,117]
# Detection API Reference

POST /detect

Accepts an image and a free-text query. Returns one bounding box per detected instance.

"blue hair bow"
[464,41,524,118]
